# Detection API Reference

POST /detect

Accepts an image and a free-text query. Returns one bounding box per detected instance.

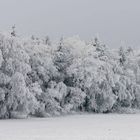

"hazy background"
[0,0,140,48]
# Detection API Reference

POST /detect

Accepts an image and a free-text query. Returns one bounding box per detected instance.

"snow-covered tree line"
[0,32,140,118]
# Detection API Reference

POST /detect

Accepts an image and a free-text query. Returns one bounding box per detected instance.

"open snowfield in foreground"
[0,114,140,140]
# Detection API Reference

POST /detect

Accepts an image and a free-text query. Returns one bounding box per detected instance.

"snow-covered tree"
[0,31,140,118]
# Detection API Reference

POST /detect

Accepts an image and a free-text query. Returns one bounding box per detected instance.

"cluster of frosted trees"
[0,32,140,119]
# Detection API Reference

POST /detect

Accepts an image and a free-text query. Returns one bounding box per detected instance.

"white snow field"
[0,114,140,140]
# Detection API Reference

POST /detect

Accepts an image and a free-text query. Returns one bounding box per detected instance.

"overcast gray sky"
[0,0,140,48]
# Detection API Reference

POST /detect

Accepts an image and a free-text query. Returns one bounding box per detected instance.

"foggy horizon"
[0,0,140,48]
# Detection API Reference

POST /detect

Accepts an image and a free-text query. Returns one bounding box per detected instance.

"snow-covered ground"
[0,114,140,140]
